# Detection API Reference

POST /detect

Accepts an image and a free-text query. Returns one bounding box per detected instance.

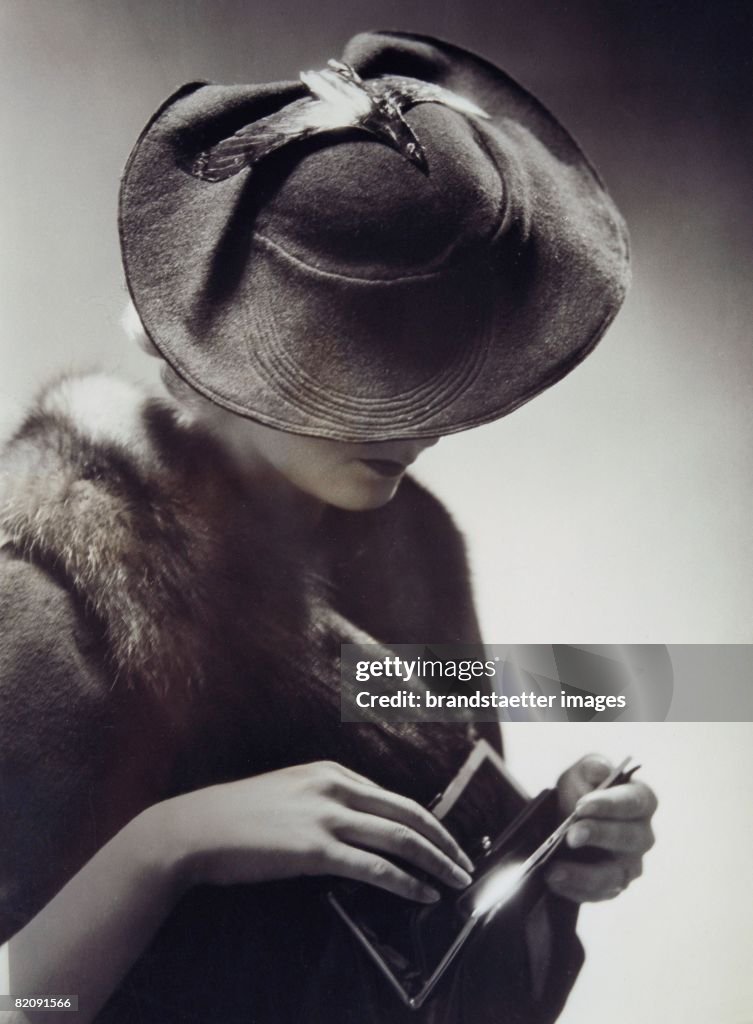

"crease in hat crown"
[119,31,630,441]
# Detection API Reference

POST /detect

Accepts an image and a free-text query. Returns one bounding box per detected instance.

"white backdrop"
[500,722,753,1024]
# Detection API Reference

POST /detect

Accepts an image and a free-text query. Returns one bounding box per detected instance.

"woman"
[0,31,656,1024]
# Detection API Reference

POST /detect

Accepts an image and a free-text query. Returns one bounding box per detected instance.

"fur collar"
[0,373,487,793]
[0,374,327,697]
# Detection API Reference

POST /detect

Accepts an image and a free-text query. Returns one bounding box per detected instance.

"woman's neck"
[180,391,326,536]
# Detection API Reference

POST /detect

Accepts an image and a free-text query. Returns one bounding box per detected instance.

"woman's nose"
[415,436,440,454]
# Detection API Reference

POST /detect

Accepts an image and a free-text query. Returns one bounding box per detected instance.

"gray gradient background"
[1,2,752,1022]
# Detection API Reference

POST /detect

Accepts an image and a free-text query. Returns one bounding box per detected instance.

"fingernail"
[449,865,473,888]
[549,867,567,885]
[568,824,590,848]
[423,887,441,902]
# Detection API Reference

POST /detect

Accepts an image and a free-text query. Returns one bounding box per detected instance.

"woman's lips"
[359,458,407,478]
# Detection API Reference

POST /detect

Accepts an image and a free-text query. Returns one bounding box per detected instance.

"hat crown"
[251,102,504,277]
[120,32,629,441]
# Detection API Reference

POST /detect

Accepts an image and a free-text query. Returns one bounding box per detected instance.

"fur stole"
[0,374,331,700]
[0,374,486,793]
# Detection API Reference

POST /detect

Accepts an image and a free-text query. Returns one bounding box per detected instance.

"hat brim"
[119,32,630,441]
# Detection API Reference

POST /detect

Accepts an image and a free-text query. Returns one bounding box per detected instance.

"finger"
[567,817,655,855]
[326,843,442,903]
[336,811,472,890]
[307,761,383,793]
[576,780,658,821]
[344,784,474,873]
[557,754,612,812]
[578,754,614,788]
[309,763,474,871]
[323,762,383,790]
[546,857,640,903]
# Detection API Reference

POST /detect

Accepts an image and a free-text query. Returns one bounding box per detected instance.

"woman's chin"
[327,475,403,512]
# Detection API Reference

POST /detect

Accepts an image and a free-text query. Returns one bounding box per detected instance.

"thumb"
[579,754,613,789]
[557,754,613,815]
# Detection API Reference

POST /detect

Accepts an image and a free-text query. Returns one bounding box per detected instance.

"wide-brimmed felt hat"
[119,31,630,441]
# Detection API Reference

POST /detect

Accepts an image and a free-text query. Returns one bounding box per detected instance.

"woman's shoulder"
[0,374,192,933]
[0,372,204,764]
[0,374,170,563]
[0,372,236,694]
[0,550,111,713]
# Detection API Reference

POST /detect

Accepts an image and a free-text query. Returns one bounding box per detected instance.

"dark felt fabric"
[0,376,583,1022]
[0,555,175,937]
[119,31,630,441]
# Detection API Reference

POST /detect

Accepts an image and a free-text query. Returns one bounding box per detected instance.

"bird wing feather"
[184,70,488,183]
[186,91,361,182]
[300,68,372,118]
[370,75,490,121]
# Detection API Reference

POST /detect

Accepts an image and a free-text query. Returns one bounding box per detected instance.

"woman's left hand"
[545,755,657,903]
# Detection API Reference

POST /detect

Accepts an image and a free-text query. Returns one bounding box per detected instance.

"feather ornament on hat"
[185,59,490,181]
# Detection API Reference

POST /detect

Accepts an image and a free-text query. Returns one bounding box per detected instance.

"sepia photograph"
[1,2,751,1022]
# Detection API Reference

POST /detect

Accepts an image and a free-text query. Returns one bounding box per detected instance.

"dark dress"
[0,375,582,1022]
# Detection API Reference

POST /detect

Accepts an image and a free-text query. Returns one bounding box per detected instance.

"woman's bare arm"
[7,761,473,1024]
[7,803,183,1024]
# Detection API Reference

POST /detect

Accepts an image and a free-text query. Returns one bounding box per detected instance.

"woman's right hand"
[164,760,473,903]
